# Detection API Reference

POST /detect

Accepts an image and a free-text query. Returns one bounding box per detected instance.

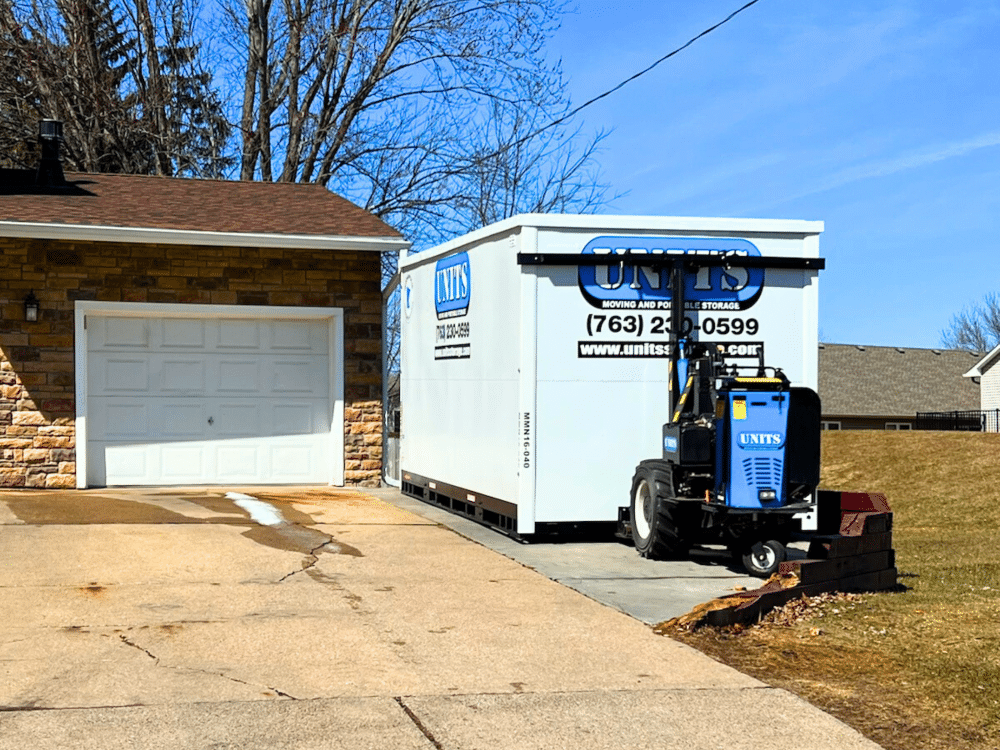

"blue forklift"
[625,254,823,577]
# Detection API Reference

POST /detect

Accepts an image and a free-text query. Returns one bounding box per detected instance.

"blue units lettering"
[435,251,471,319]
[577,236,764,311]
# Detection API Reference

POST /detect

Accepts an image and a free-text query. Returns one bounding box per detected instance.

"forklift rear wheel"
[630,460,687,559]
[741,539,785,578]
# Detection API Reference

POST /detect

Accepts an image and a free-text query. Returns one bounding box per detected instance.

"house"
[818,343,982,430]
[1,150,408,489]
[963,344,1000,420]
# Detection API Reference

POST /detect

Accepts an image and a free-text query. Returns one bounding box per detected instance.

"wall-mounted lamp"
[23,290,39,322]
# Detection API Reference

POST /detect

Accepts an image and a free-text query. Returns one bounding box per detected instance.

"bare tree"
[0,0,230,176]
[941,292,1000,352]
[220,0,609,246]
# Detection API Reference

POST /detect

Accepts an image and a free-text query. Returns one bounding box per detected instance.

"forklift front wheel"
[742,540,786,578]
[630,461,686,559]
[631,475,655,548]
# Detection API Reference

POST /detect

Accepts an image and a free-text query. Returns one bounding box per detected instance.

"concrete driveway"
[378,488,806,624]
[0,486,881,749]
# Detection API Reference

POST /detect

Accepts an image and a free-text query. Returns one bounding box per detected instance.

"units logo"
[737,432,784,450]
[403,275,414,319]
[577,236,764,311]
[435,251,471,319]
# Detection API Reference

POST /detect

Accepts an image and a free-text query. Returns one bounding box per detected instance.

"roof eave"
[965,342,1000,378]
[0,220,410,252]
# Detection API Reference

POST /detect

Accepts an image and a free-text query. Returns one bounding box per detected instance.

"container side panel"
[400,232,521,503]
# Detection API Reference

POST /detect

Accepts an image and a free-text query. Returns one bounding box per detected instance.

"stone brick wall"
[0,236,383,488]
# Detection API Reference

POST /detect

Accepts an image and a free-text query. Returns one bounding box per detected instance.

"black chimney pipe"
[34,119,66,188]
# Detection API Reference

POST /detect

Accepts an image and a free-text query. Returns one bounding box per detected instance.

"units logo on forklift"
[737,432,785,449]
[577,237,764,311]
[435,251,471,319]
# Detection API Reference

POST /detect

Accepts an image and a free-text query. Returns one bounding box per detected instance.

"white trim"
[74,306,89,489]
[966,342,1000,378]
[400,213,824,270]
[74,301,346,488]
[0,220,410,253]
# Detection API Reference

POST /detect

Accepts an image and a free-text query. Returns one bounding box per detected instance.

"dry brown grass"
[671,431,1000,750]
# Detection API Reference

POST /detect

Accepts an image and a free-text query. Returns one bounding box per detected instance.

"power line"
[495,0,765,157]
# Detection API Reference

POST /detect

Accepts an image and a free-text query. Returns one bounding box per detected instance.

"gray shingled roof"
[819,343,982,417]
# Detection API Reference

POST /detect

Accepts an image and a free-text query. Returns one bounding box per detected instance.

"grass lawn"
[668,431,1000,750]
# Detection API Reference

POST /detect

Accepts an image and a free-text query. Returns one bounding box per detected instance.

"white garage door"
[86,314,335,486]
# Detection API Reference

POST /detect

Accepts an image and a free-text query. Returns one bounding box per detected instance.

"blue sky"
[548,0,1000,348]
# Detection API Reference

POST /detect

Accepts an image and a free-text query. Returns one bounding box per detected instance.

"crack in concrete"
[112,630,299,700]
[395,696,445,750]
[117,633,159,664]
[277,540,335,583]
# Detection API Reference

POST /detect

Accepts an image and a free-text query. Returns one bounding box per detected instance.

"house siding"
[0,236,383,488]
[980,367,1000,411]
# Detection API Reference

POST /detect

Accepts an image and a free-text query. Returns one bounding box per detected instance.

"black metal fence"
[915,410,1000,432]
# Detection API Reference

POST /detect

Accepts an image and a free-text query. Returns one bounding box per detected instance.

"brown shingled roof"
[819,343,982,417]
[0,171,401,239]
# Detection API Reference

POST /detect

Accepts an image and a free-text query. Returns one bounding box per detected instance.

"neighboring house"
[1,162,408,489]
[818,343,982,430]
[964,344,1000,413]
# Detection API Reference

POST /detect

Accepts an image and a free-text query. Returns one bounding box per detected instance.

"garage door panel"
[162,359,207,393]
[86,314,338,486]
[90,435,329,485]
[272,320,315,350]
[216,403,260,436]
[101,403,149,439]
[218,319,262,350]
[161,444,205,481]
[216,443,262,479]
[218,360,260,392]
[90,354,329,399]
[272,403,314,435]
[101,444,148,484]
[272,359,319,393]
[100,358,150,392]
[162,318,206,348]
[161,403,208,438]
[99,317,149,348]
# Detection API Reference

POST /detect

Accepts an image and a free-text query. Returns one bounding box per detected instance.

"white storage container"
[399,215,823,535]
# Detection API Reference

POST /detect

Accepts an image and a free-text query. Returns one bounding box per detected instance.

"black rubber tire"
[630,460,688,559]
[741,539,786,578]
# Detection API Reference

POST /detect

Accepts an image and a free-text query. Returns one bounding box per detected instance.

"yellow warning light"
[733,398,747,420]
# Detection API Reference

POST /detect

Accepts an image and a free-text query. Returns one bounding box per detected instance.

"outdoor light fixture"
[23,290,39,322]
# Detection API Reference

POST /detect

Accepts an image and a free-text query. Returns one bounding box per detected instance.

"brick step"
[781,550,895,585]
[841,511,893,536]
[808,531,893,559]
